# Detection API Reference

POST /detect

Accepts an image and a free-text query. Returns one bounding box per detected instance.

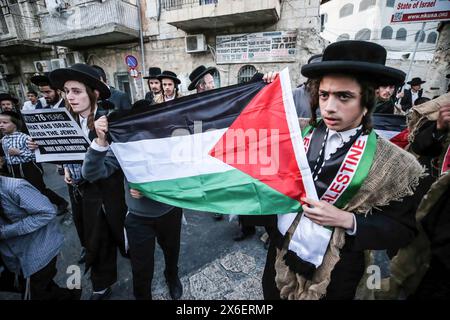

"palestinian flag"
[372,114,409,149]
[108,69,316,215]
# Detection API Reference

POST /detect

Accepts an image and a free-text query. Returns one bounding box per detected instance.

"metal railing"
[162,0,218,11]
[40,0,139,39]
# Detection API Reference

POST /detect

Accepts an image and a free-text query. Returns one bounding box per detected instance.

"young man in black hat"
[262,40,423,300]
[30,74,65,109]
[144,67,162,103]
[0,94,19,112]
[399,77,425,112]
[155,71,183,103]
[374,82,396,114]
[91,65,131,111]
[188,65,217,93]
[82,110,184,301]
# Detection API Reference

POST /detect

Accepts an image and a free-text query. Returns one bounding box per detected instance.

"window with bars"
[355,28,371,40]
[212,69,221,88]
[381,26,393,39]
[427,32,437,44]
[415,30,425,42]
[237,65,257,84]
[339,4,353,18]
[359,0,376,12]
[337,33,350,41]
[396,28,407,41]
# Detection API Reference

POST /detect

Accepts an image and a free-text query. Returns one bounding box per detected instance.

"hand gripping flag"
[108,68,317,215]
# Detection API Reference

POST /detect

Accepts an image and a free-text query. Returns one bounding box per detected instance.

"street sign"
[125,55,138,68]
[129,68,139,78]
[391,0,450,23]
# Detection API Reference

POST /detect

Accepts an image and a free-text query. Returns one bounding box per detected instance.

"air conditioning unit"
[34,60,52,73]
[185,34,207,53]
[0,64,11,75]
[51,58,66,70]
[66,51,84,66]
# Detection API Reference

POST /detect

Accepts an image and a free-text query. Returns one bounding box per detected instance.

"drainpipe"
[137,0,146,98]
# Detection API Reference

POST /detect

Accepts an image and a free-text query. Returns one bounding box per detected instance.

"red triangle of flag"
[209,76,306,201]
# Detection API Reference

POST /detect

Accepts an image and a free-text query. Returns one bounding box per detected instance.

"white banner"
[391,0,450,23]
[216,31,297,64]
[21,109,90,162]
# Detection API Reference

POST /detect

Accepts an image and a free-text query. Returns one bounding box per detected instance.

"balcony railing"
[40,0,139,45]
[162,0,218,11]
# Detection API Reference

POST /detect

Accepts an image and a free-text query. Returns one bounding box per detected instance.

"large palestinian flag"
[108,69,316,215]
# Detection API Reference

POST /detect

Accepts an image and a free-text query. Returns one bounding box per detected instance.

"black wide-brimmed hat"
[30,73,51,86]
[0,93,18,104]
[301,40,405,86]
[407,77,426,86]
[49,63,111,99]
[157,70,181,85]
[188,65,217,90]
[143,67,162,80]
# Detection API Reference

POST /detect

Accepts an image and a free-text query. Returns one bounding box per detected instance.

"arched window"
[381,26,393,39]
[427,32,437,44]
[415,30,425,42]
[339,4,353,18]
[396,28,407,41]
[336,33,350,41]
[386,0,395,7]
[237,65,257,84]
[212,69,221,88]
[355,28,371,40]
[359,0,376,11]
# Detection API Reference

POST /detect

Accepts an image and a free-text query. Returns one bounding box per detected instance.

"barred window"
[355,28,371,40]
[339,4,354,18]
[396,28,407,41]
[381,26,393,39]
[337,33,350,41]
[359,0,376,12]
[427,32,437,44]
[237,65,257,84]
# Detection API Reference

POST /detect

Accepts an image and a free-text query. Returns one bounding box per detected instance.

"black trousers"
[262,230,365,300]
[8,162,67,207]
[125,207,183,300]
[67,183,85,247]
[0,257,79,300]
[78,181,120,292]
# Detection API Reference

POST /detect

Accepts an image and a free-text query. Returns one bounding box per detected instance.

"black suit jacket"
[400,88,423,111]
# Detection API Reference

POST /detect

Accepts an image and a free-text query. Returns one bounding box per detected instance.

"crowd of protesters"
[0,39,449,300]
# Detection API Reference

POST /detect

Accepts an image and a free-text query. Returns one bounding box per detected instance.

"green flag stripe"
[129,169,301,215]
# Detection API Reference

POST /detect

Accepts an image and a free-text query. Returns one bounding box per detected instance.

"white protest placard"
[391,0,450,23]
[21,108,91,162]
[216,31,297,64]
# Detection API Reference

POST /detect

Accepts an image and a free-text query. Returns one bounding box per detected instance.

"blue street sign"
[125,55,138,68]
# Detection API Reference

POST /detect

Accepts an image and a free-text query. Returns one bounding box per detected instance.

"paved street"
[1,163,269,300]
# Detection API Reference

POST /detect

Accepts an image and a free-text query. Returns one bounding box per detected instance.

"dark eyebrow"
[319,89,358,96]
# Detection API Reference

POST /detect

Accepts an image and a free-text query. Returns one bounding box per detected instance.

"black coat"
[400,88,423,112]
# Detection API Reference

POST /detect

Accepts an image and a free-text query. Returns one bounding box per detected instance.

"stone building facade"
[0,0,325,105]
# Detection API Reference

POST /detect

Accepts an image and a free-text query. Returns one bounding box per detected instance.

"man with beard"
[30,74,66,109]
[374,83,396,114]
[144,67,162,104]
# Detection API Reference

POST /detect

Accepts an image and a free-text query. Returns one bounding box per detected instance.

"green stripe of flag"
[129,169,301,215]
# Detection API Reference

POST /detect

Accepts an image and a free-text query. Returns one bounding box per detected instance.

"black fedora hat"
[157,70,181,85]
[0,93,18,104]
[49,63,110,99]
[30,73,51,86]
[307,54,323,64]
[407,77,426,86]
[301,40,405,86]
[143,67,162,80]
[188,65,217,91]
